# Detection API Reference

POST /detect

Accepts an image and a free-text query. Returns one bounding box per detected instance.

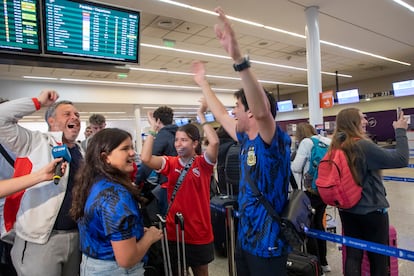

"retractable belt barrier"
[210,203,414,262]
[383,176,414,182]
[305,228,414,262]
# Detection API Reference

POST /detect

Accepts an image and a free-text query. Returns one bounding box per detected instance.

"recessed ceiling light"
[393,0,414,12]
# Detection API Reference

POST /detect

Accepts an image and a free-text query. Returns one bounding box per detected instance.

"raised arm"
[0,158,64,198]
[214,7,276,144]
[192,61,237,141]
[37,90,59,107]
[197,98,219,163]
[0,90,59,154]
[140,112,165,170]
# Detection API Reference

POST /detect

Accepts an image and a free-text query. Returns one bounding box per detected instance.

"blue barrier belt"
[383,176,414,182]
[210,202,414,261]
[305,228,414,262]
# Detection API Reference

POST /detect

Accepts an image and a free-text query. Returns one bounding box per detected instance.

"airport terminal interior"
[1,0,414,275]
[208,165,414,275]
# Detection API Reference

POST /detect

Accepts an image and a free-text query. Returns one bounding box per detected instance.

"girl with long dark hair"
[71,128,162,276]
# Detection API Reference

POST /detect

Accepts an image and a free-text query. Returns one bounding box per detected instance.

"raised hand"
[38,90,59,107]
[147,111,158,131]
[214,7,243,62]
[198,97,208,115]
[393,111,408,130]
[191,60,207,86]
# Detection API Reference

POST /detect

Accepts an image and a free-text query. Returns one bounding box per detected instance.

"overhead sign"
[320,90,334,108]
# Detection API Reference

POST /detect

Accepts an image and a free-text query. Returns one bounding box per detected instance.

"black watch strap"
[233,56,251,72]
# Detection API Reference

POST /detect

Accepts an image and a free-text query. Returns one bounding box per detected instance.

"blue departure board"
[43,0,140,64]
[0,0,41,53]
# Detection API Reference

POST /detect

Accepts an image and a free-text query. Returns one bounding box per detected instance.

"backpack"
[315,149,362,209]
[224,143,241,196]
[303,137,328,194]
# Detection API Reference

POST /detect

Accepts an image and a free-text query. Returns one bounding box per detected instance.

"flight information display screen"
[0,0,41,53]
[43,0,140,64]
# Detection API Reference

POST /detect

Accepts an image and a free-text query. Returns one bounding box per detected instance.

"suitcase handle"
[175,212,185,230]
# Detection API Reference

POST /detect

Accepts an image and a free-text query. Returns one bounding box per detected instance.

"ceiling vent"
[363,66,387,72]
[152,16,183,30]
[292,49,307,56]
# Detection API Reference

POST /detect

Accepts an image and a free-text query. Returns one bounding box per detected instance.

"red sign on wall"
[320,90,334,108]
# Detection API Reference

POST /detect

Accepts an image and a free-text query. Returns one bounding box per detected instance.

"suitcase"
[210,195,238,256]
[211,143,240,257]
[287,250,322,276]
[342,225,398,276]
[174,212,186,276]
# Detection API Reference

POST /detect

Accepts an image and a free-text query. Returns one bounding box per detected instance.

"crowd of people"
[0,7,409,276]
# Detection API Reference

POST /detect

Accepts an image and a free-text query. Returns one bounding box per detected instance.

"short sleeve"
[100,189,141,241]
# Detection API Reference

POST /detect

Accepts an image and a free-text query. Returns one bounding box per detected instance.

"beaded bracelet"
[147,130,157,137]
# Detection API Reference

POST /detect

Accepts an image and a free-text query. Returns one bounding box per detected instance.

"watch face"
[233,57,251,72]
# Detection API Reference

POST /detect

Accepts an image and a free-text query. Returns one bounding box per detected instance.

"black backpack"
[224,143,241,196]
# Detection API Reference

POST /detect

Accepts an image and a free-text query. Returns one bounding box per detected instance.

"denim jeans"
[81,254,145,276]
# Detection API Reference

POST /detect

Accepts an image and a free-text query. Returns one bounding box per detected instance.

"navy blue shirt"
[78,179,145,260]
[236,125,291,257]
[53,144,82,230]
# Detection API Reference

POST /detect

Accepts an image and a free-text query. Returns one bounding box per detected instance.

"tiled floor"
[208,165,414,275]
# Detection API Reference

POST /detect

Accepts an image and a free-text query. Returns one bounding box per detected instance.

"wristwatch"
[233,55,251,72]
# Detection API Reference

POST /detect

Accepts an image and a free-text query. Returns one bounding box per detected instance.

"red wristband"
[32,98,41,110]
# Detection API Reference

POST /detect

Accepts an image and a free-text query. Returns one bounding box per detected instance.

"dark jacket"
[346,128,409,214]
[136,124,178,185]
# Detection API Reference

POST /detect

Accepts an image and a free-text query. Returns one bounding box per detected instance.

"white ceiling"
[1,0,413,120]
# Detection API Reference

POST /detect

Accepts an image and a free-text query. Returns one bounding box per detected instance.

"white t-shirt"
[291,135,331,190]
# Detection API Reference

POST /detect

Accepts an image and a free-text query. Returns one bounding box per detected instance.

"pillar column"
[134,107,142,153]
[305,6,323,128]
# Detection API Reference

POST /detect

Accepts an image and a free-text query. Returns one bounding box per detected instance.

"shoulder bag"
[247,180,313,248]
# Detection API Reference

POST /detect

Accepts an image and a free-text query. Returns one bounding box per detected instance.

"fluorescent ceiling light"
[22,116,42,118]
[393,0,414,12]
[23,76,236,92]
[23,76,58,80]
[141,43,230,60]
[172,111,199,114]
[319,40,410,66]
[157,0,410,66]
[258,79,308,87]
[130,66,309,87]
[79,111,126,114]
[141,43,351,78]
[143,106,199,110]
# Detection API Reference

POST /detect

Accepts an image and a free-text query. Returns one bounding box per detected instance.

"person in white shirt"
[291,122,331,274]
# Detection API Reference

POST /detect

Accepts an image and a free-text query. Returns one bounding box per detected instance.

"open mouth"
[67,122,79,129]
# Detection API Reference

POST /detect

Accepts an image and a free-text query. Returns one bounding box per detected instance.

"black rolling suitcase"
[211,143,240,256]
[287,250,322,276]
[210,195,238,256]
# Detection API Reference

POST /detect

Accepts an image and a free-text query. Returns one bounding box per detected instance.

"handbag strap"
[0,144,14,167]
[290,173,299,190]
[245,175,281,224]
[165,156,195,217]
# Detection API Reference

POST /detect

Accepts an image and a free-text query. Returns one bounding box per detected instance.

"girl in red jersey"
[141,99,219,276]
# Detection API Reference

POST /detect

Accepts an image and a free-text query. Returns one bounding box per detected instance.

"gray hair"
[44,100,74,130]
